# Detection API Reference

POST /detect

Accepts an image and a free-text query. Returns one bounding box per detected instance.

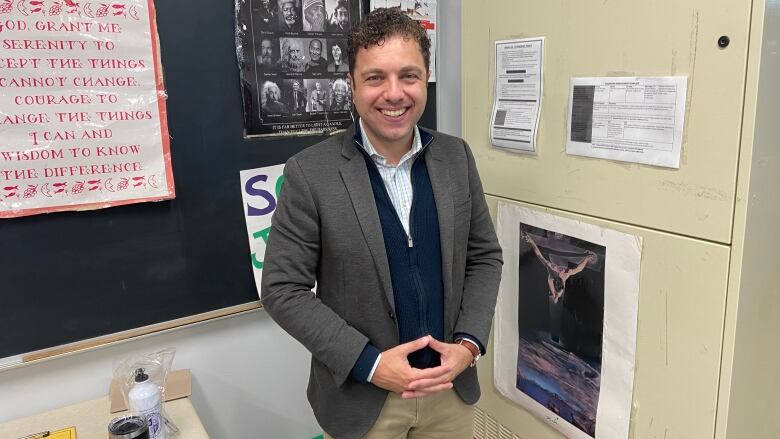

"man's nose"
[383,77,404,102]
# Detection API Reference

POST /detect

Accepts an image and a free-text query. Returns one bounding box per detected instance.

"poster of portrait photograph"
[0,0,174,218]
[236,0,360,137]
[494,202,641,439]
[369,0,436,82]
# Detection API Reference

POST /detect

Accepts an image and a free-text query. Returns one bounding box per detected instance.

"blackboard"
[0,0,437,363]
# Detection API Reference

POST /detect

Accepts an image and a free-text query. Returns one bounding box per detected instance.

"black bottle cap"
[134,367,149,383]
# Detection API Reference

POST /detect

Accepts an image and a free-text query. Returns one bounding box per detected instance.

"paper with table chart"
[566,76,688,168]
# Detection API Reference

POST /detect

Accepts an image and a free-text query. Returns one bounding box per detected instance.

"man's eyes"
[363,73,421,82]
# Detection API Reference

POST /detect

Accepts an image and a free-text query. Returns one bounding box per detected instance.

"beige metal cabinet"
[464,1,780,438]
[464,1,750,243]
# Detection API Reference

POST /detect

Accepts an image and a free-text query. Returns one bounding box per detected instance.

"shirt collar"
[358,118,422,166]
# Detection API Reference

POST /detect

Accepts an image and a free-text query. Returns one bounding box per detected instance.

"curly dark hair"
[347,7,431,75]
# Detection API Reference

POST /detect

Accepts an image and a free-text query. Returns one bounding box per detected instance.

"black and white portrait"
[238,0,361,136]
[276,0,302,32]
[302,0,327,31]
[325,0,350,32]
[305,79,329,112]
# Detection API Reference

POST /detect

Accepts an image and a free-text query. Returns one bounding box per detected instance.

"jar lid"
[108,415,149,439]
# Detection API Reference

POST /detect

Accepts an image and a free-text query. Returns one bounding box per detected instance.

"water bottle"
[128,367,165,439]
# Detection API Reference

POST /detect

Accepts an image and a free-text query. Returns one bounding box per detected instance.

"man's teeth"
[381,108,406,117]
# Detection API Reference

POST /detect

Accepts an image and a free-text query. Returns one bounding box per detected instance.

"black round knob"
[718,35,730,48]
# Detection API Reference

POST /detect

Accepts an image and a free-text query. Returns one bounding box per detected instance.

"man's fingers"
[406,374,451,391]
[395,335,431,355]
[401,382,453,399]
[427,337,447,353]
[405,364,450,382]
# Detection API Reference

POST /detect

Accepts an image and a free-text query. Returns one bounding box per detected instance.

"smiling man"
[305,39,328,73]
[277,0,301,31]
[261,8,502,439]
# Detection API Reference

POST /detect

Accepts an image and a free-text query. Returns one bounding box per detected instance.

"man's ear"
[426,69,431,82]
[347,73,355,93]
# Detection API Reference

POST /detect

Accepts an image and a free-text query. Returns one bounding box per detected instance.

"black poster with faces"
[236,0,361,137]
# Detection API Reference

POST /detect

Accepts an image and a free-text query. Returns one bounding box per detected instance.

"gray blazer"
[261,125,503,439]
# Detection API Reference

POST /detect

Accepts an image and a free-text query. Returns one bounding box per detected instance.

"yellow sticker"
[46,427,77,439]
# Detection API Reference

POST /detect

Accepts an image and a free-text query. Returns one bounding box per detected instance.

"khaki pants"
[324,389,474,439]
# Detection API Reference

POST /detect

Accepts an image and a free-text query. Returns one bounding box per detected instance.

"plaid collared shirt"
[359,119,423,236]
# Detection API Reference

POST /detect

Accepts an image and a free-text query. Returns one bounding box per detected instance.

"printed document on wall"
[490,37,544,153]
[566,76,687,168]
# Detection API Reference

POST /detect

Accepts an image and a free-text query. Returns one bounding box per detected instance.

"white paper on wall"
[495,202,641,439]
[566,76,687,168]
[240,164,285,297]
[0,0,175,218]
[490,37,544,153]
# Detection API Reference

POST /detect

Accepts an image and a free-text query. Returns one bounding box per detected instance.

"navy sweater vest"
[360,145,445,370]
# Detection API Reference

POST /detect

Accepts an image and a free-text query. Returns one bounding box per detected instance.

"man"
[277,0,301,31]
[328,78,350,110]
[288,80,307,112]
[257,0,276,27]
[260,81,288,114]
[280,38,305,72]
[523,230,596,344]
[305,39,328,73]
[257,38,277,71]
[309,81,327,111]
[327,40,349,72]
[327,0,349,32]
[262,8,502,439]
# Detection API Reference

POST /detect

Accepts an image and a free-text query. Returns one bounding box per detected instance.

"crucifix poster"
[494,202,641,439]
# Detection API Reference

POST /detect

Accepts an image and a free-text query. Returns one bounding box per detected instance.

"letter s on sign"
[245,174,276,216]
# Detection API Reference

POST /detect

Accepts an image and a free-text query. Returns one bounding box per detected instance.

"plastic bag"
[112,348,179,438]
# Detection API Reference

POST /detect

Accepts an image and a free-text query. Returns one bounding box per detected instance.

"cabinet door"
[464,1,751,243]
[479,196,729,439]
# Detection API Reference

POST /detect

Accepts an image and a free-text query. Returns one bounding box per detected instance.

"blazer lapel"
[424,135,455,323]
[338,130,396,314]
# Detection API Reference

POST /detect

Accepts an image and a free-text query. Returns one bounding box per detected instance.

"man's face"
[282,1,297,25]
[315,82,321,91]
[335,6,348,28]
[309,40,322,61]
[304,3,325,28]
[293,81,300,91]
[331,44,342,62]
[288,41,302,61]
[267,86,280,102]
[333,83,346,102]
[349,35,428,150]
[261,0,270,8]
[260,39,273,63]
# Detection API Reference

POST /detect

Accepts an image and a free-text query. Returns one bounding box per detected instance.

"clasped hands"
[371,335,474,399]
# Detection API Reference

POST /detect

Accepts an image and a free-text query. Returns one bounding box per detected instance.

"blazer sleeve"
[261,156,371,387]
[452,140,504,352]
